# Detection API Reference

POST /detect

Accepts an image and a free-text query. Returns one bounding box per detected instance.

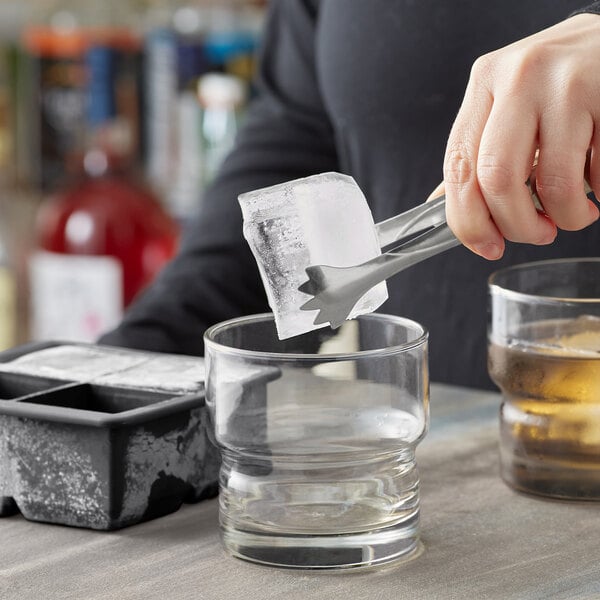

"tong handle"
[375,195,446,249]
[383,221,460,263]
[333,221,460,312]
[376,164,596,251]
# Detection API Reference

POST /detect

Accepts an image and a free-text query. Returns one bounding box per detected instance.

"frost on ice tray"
[96,354,204,392]
[0,345,146,380]
[239,172,388,339]
[0,344,205,391]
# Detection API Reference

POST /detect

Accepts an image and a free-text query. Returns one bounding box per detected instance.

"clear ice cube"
[553,315,600,355]
[239,172,388,339]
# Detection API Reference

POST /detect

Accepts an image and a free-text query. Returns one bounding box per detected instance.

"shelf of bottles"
[0,0,267,347]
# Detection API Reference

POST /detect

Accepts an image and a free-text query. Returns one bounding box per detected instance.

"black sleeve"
[98,0,338,355]
[571,2,600,14]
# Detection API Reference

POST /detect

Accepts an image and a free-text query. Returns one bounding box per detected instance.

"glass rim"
[488,257,600,304]
[204,312,428,362]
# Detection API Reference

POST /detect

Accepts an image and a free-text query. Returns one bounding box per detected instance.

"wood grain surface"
[2,384,599,600]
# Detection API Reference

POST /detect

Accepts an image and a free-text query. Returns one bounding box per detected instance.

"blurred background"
[0,0,268,350]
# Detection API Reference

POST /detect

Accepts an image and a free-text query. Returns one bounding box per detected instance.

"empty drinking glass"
[204,313,429,569]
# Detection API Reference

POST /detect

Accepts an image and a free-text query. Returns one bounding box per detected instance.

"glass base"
[501,453,600,501]
[221,512,420,570]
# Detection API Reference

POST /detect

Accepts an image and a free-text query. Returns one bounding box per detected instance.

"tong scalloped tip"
[298,195,456,328]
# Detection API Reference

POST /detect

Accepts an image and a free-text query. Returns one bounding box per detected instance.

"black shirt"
[100,0,600,390]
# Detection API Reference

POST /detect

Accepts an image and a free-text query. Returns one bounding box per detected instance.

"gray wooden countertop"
[2,384,599,600]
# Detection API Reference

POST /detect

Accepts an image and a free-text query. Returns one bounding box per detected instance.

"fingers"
[444,63,505,260]
[445,84,597,258]
[444,14,600,260]
[477,99,557,246]
[536,104,599,230]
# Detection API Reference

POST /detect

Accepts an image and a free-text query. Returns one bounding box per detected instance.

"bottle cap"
[23,26,88,58]
[23,26,139,58]
[197,73,247,108]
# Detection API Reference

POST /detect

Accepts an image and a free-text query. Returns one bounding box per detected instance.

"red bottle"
[30,45,179,342]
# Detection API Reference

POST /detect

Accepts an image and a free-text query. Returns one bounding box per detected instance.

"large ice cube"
[552,315,600,355]
[239,172,388,339]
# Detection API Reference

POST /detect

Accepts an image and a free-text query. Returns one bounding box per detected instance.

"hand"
[443,13,600,260]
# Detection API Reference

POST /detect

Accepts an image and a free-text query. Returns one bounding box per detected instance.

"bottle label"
[29,251,123,343]
[0,266,16,351]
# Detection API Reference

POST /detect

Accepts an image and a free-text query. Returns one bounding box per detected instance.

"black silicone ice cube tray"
[0,342,219,530]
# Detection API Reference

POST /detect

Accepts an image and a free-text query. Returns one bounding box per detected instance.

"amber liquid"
[488,317,600,499]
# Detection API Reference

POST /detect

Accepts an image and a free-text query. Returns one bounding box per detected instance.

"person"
[99,0,600,390]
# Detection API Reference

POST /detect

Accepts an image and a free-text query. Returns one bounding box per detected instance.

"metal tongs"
[298,194,458,329]
[298,168,594,329]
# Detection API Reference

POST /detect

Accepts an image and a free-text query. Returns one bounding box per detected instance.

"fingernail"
[473,242,503,260]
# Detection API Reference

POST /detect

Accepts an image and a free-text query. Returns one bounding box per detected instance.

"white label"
[29,251,123,343]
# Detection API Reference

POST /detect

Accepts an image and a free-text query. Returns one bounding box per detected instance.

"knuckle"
[512,43,552,79]
[547,82,592,118]
[501,44,553,94]
[513,44,544,76]
[444,146,474,185]
[477,159,515,196]
[470,52,496,83]
[559,72,587,101]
